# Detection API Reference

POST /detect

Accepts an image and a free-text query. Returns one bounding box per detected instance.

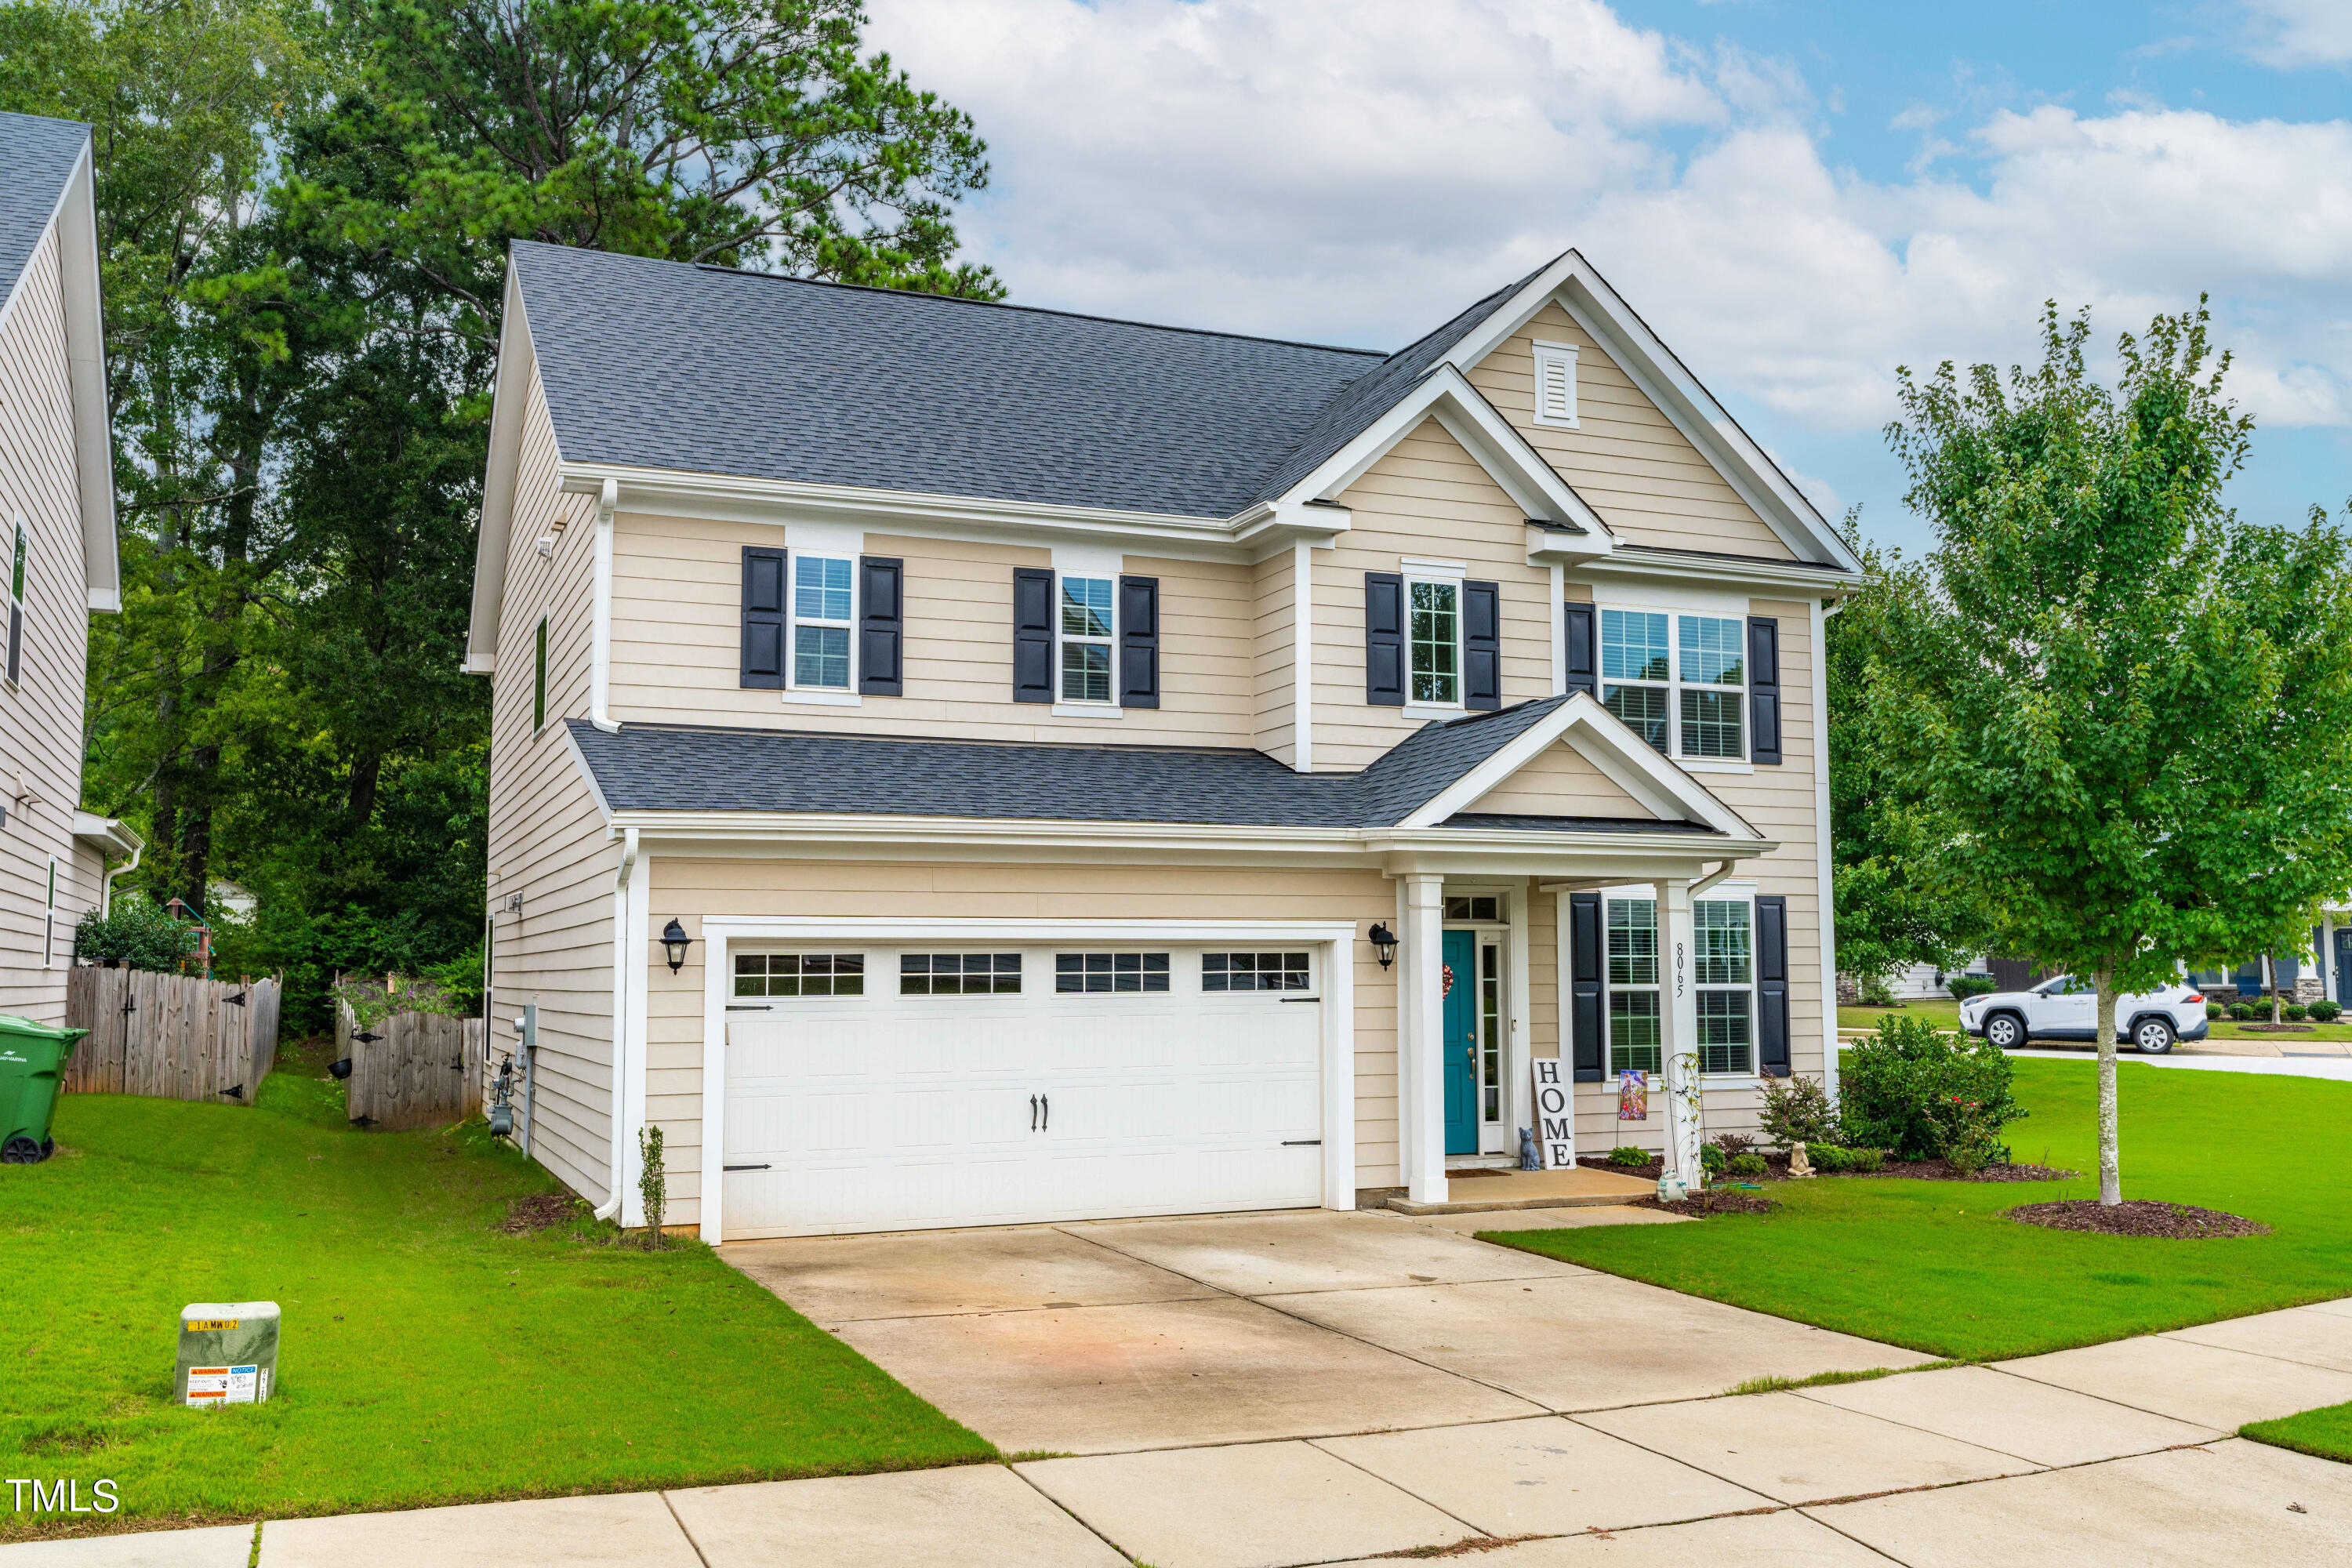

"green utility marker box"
[175,1301,280,1409]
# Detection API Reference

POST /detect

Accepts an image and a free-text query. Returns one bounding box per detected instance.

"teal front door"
[1442,930,1479,1156]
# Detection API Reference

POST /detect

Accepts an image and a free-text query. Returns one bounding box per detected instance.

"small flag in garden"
[1617,1070,1648,1120]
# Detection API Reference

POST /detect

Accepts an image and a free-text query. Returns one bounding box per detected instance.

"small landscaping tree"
[1872,302,2352,1205]
[72,898,200,972]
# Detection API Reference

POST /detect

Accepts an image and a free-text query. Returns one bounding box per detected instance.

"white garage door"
[720,942,1324,1239]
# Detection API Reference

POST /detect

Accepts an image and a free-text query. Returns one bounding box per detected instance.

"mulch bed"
[2009,1200,2270,1239]
[1638,1189,1780,1218]
[1579,1152,2076,1184]
[499,1193,586,1234]
[2237,1023,2318,1033]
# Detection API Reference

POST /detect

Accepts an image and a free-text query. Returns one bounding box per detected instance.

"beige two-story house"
[466,241,1858,1239]
[0,111,135,1026]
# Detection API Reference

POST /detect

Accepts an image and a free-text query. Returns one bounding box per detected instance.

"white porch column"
[1655,877,1702,1188]
[1398,873,1449,1205]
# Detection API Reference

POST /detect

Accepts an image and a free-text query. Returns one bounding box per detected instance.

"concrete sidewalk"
[12,1210,2352,1566]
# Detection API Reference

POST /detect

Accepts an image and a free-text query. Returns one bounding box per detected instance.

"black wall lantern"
[1367,922,1398,970]
[661,918,693,974]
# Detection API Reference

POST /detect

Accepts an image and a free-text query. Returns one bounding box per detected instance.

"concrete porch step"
[1389,1166,1657,1216]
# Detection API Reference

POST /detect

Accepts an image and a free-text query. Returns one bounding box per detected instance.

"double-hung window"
[1606,895,1661,1076]
[792,555,855,691]
[1059,575,1114,703]
[1408,577,1460,705]
[1599,608,1746,760]
[1693,899,1754,1073]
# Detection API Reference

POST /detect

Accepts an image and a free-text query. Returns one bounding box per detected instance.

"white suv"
[1957,975,2210,1055]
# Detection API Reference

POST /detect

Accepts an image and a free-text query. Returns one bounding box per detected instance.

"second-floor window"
[1409,578,1459,705]
[1060,575,1114,703]
[793,555,855,691]
[1600,608,1746,761]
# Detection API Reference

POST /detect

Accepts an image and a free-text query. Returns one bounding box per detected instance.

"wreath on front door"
[1441,963,1455,996]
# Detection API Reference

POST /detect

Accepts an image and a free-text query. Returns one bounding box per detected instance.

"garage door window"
[1202,952,1312,992]
[901,953,1022,995]
[735,953,864,996]
[1056,952,1171,993]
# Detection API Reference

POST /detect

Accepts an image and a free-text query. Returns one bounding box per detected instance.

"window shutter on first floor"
[1365,572,1405,705]
[1563,601,1596,699]
[857,555,903,696]
[1570,890,1605,1082]
[1118,575,1160,709]
[1012,567,1054,703]
[1757,894,1791,1077]
[1464,579,1501,710]
[1748,615,1782,764]
[741,546,787,689]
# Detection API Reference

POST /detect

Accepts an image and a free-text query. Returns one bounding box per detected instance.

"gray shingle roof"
[0,113,88,318]
[564,697,1715,835]
[510,242,1566,521]
[514,243,1385,519]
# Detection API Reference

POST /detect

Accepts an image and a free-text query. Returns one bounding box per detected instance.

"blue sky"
[872,0,2350,557]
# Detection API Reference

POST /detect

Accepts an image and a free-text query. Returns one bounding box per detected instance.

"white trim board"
[695,916,1359,1242]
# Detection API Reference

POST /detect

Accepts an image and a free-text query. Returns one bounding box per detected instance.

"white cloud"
[2239,0,2352,67]
[870,0,2352,438]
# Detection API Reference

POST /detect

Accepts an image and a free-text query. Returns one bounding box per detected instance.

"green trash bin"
[0,1014,86,1164]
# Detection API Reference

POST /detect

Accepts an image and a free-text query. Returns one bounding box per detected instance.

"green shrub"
[2312,1000,2343,1022]
[1841,1146,1885,1173]
[2230,1002,2257,1021]
[1607,1145,1652,1167]
[2206,1002,2224,1021]
[1711,1131,1756,1160]
[1855,972,1899,1007]
[2285,1003,2309,1022]
[1806,1142,1849,1171]
[1947,974,1999,1001]
[1839,1013,2027,1160]
[1759,1073,1840,1149]
[1726,1152,1766,1178]
[71,898,199,972]
[1700,1144,1726,1174]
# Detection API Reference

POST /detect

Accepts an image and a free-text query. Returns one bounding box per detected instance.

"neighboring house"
[466,241,1860,1239]
[0,112,133,1024]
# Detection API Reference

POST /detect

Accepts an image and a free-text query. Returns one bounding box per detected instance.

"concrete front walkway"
[12,1210,2352,1566]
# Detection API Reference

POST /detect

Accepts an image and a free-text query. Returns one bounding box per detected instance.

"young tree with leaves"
[1871,303,2352,1207]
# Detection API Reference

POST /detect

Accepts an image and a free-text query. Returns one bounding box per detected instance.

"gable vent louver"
[1533,341,1578,428]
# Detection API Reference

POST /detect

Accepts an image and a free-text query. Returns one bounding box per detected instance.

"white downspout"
[594,826,639,1221]
[100,836,140,918]
[590,477,619,734]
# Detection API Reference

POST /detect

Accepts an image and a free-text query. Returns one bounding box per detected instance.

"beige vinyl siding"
[1527,881,1559,1063]
[1462,742,1646,818]
[1313,420,1555,771]
[644,859,1405,1224]
[1471,303,1795,561]
[1570,597,1823,1151]
[608,518,1258,746]
[0,223,103,1021]
[485,354,615,1205]
[1251,546,1297,764]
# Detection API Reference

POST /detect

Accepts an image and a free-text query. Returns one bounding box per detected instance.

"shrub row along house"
[466,243,1860,1239]
[0,111,136,1024]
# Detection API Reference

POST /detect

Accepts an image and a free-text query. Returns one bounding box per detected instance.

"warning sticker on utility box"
[184,1319,238,1332]
[184,1366,264,1406]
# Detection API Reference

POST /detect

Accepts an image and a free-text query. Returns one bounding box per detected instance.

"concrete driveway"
[723,1205,1936,1454]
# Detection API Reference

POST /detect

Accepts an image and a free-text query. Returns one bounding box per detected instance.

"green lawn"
[1,1050,990,1540]
[1838,996,2352,1043]
[1486,1057,2352,1362]
[2244,1403,2352,1464]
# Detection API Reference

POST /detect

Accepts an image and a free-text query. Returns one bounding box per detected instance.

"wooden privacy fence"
[64,967,282,1105]
[338,1000,485,1131]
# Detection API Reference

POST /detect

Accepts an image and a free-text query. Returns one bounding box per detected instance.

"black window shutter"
[741,546,787,690]
[1118,575,1160,709]
[1563,601,1597,699]
[1748,615,1782,764]
[1012,568,1054,703]
[1758,894,1791,1078]
[1365,572,1405,706]
[858,556,903,696]
[1570,891,1605,1082]
[1463,579,1501,711]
